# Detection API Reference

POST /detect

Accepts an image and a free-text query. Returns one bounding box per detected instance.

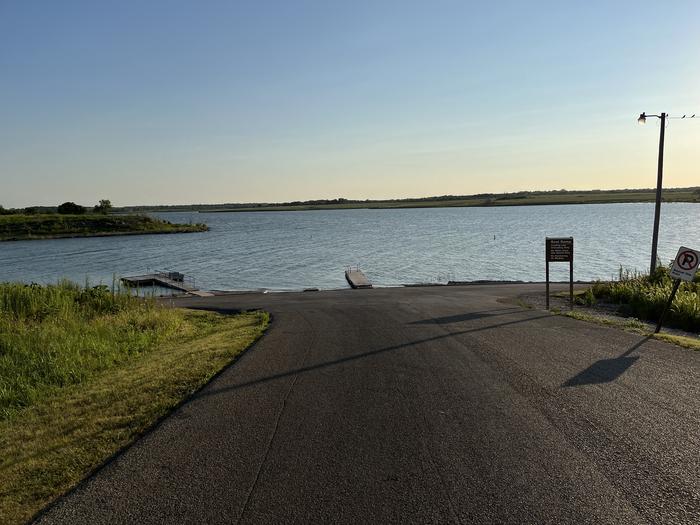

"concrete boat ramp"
[36,283,699,524]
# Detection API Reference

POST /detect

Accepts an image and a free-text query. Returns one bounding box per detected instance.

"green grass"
[564,310,648,332]
[581,265,700,332]
[653,332,700,351]
[0,282,268,524]
[0,214,208,241]
[0,281,180,419]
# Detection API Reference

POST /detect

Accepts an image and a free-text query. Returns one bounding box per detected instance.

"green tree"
[93,199,112,214]
[57,202,86,215]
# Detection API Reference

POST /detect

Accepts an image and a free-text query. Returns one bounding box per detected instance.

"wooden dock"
[121,272,213,297]
[345,267,372,289]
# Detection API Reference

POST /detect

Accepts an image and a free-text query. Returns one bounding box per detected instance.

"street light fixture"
[638,112,666,274]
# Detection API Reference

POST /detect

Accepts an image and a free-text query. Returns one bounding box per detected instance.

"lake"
[1,203,698,291]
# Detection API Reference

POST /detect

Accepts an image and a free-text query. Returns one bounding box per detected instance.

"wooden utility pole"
[650,112,666,274]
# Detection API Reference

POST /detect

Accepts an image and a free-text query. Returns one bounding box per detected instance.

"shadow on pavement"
[182,305,244,315]
[197,312,551,398]
[409,308,522,325]
[562,336,652,387]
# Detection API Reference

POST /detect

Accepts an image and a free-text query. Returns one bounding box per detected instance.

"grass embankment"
[579,266,700,333]
[0,282,268,524]
[0,214,208,241]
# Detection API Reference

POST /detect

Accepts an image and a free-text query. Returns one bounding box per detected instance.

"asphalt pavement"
[36,284,700,524]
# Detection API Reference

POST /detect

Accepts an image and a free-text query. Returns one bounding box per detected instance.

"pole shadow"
[196,312,552,399]
[182,305,244,315]
[409,308,522,325]
[562,336,652,387]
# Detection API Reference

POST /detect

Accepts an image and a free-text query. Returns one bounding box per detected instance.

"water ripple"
[0,203,698,290]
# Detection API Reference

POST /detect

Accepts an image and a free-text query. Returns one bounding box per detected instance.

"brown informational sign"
[546,237,573,262]
[545,237,574,310]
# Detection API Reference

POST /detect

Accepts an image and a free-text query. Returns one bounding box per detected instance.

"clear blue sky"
[1,1,698,207]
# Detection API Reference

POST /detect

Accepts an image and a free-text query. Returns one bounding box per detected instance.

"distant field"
[0,214,208,241]
[204,189,699,213]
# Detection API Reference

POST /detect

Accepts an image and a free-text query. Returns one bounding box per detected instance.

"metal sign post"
[546,237,574,310]
[656,246,700,333]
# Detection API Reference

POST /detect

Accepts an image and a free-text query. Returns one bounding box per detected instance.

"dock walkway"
[121,272,213,297]
[345,267,372,289]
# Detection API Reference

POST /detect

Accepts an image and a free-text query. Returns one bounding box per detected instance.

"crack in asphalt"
[237,311,318,524]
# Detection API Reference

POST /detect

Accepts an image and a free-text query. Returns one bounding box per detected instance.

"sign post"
[656,246,700,333]
[546,237,574,310]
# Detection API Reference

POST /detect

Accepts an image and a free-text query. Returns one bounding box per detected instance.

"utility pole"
[649,112,666,274]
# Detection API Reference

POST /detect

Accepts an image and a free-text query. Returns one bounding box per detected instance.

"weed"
[0,282,184,419]
[0,280,269,523]
[584,264,700,332]
[0,306,268,524]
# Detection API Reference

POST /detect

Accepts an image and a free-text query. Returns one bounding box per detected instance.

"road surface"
[37,284,700,524]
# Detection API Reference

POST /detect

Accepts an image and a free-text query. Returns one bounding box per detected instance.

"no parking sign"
[670,246,700,282]
[656,246,699,333]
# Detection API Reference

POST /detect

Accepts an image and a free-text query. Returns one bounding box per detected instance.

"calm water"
[1,203,699,291]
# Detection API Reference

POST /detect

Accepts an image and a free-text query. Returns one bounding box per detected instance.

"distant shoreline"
[117,187,700,214]
[207,196,699,213]
[0,229,208,242]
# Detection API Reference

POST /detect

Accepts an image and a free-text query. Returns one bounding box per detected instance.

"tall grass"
[0,297,268,525]
[0,281,189,419]
[588,265,700,332]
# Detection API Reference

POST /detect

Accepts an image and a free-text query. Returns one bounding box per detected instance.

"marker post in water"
[545,237,574,310]
[655,246,700,334]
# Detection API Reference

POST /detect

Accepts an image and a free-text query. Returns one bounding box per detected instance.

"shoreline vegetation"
[113,186,700,213]
[0,281,268,524]
[524,263,700,344]
[0,214,208,242]
[580,265,700,333]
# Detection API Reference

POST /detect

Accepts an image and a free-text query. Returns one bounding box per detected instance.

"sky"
[1,1,699,207]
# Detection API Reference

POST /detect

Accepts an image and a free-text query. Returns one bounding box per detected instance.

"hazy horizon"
[2,1,699,208]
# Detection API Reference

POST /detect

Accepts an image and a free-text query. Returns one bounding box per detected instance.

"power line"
[667,114,697,119]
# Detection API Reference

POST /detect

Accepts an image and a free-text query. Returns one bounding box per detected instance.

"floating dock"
[121,271,213,297]
[345,267,373,289]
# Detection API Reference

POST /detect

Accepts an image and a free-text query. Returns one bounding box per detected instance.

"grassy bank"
[0,214,208,241]
[581,266,700,332]
[114,187,700,213]
[0,282,268,524]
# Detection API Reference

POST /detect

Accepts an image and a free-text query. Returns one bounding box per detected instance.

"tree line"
[0,200,113,215]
